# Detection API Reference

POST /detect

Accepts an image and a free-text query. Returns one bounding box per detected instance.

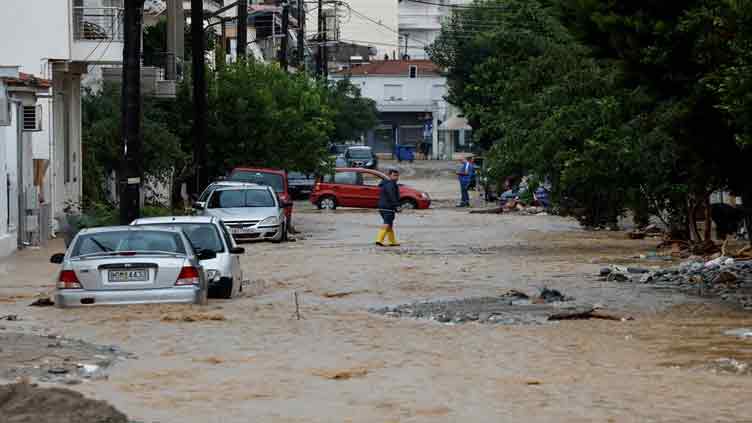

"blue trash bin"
[396,145,415,162]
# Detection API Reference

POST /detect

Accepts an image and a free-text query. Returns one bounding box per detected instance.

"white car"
[196,185,288,242]
[193,181,259,212]
[131,216,245,299]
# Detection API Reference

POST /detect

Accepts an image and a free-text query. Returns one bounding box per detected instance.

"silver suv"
[131,216,245,299]
[196,185,287,242]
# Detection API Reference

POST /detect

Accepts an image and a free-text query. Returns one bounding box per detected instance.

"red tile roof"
[1,72,51,89]
[336,60,442,77]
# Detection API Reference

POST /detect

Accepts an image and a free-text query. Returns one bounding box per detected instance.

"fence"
[72,7,124,42]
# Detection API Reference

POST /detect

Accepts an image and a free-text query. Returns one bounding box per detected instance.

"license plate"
[108,269,148,282]
[231,227,255,234]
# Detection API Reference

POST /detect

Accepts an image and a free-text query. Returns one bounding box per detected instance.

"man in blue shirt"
[456,157,475,207]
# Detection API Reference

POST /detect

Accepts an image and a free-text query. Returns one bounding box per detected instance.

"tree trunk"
[703,194,712,242]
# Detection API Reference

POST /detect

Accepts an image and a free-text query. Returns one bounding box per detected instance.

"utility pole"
[191,0,208,192]
[297,0,305,70]
[403,34,409,59]
[120,0,144,225]
[322,8,328,78]
[280,0,289,71]
[237,0,248,60]
[317,0,323,76]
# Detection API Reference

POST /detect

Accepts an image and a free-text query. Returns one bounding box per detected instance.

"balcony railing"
[72,7,124,41]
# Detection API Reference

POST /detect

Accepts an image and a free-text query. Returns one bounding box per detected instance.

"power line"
[403,0,507,9]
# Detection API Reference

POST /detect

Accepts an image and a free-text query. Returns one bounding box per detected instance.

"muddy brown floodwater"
[2,161,752,422]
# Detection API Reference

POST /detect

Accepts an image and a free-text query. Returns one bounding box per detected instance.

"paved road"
[1,163,752,422]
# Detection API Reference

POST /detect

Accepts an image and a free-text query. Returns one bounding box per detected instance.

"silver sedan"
[52,226,214,308]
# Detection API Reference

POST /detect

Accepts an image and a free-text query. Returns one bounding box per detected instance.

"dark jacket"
[378,179,401,211]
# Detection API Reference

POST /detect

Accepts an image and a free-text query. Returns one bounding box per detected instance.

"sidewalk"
[0,239,64,303]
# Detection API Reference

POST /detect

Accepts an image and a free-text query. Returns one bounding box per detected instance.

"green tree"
[204,61,334,176]
[326,79,379,143]
[81,83,187,205]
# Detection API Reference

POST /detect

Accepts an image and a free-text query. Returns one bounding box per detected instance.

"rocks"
[372,289,579,325]
[600,258,752,307]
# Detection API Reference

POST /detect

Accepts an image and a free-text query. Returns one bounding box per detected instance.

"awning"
[439,116,472,131]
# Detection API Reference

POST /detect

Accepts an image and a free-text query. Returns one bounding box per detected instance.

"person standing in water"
[375,169,401,247]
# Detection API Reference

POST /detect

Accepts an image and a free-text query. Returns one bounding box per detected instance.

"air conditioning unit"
[22,104,43,132]
[0,83,10,126]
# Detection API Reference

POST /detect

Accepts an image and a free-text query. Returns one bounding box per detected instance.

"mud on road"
[2,162,752,422]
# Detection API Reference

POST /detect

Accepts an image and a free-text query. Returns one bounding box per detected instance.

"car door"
[332,171,359,207]
[218,221,242,290]
[357,171,384,208]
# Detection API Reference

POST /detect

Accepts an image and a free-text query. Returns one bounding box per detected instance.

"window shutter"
[23,105,42,132]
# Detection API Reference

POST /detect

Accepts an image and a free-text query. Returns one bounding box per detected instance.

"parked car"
[228,167,293,224]
[329,143,348,156]
[131,216,245,299]
[196,185,289,242]
[287,171,316,199]
[310,168,431,210]
[51,226,215,308]
[194,181,258,212]
[344,146,378,169]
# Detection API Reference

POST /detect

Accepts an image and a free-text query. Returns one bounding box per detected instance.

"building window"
[384,84,403,100]
[409,65,418,78]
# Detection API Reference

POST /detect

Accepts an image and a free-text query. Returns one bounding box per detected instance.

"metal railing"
[72,7,124,41]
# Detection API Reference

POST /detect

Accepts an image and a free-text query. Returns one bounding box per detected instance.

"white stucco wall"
[0,0,71,78]
[337,74,446,112]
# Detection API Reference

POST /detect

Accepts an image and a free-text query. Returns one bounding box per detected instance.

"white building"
[0,0,126,242]
[0,68,50,257]
[331,60,446,157]
[398,0,472,59]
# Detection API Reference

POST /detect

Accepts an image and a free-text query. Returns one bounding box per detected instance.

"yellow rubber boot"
[386,229,400,247]
[375,229,387,246]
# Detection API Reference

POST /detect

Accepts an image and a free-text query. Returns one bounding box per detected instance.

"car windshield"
[209,189,276,209]
[72,231,186,257]
[230,171,284,192]
[288,171,309,179]
[138,223,224,253]
[347,149,372,159]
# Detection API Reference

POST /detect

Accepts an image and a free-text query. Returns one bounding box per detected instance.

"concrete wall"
[339,74,446,112]
[0,103,19,257]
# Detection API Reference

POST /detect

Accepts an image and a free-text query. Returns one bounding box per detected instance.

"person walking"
[375,169,401,247]
[456,157,475,207]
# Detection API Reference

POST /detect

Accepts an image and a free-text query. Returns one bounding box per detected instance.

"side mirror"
[192,202,205,210]
[196,250,217,261]
[230,247,245,255]
[50,253,65,264]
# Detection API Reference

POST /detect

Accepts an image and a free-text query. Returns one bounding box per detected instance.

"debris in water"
[29,297,55,307]
[161,312,226,322]
[724,328,752,339]
[547,308,634,322]
[312,367,369,380]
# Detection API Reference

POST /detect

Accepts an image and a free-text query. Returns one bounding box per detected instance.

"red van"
[228,168,293,222]
[310,168,431,210]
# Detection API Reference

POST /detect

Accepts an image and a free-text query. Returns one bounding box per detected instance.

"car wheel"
[318,196,337,210]
[213,278,234,299]
[400,198,417,210]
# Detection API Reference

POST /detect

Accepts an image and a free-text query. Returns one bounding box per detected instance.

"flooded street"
[2,163,752,422]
